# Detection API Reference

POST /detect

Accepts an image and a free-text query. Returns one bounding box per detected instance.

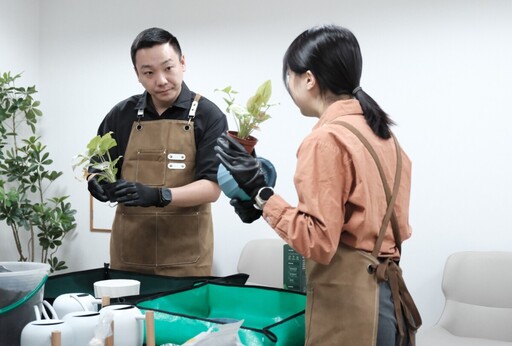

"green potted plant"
[215,80,278,202]
[72,132,120,201]
[216,79,277,153]
[0,71,77,272]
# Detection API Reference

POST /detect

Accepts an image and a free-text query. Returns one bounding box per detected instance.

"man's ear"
[181,54,187,72]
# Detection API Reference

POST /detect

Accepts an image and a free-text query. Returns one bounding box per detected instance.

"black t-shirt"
[97,82,228,182]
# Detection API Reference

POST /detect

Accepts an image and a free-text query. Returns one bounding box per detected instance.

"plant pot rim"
[227,130,258,141]
[226,131,258,154]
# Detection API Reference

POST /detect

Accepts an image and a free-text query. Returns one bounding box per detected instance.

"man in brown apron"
[88,27,227,276]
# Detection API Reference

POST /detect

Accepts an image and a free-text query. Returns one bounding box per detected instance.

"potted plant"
[72,132,120,201]
[215,80,278,202]
[0,71,77,272]
[216,79,277,153]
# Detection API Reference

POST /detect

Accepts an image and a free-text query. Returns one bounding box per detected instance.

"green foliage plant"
[72,132,119,184]
[0,71,77,272]
[216,80,277,140]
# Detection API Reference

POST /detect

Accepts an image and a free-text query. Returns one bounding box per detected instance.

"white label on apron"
[168,153,186,160]
[168,162,186,170]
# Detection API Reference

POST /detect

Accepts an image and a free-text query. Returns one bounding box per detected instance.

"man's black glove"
[230,198,262,223]
[87,175,109,202]
[214,133,267,199]
[113,180,171,207]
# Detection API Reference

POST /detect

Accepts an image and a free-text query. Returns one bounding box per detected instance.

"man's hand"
[113,180,169,207]
[87,175,109,202]
[214,133,267,199]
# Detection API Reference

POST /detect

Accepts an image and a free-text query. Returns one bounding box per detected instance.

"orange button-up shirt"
[263,99,412,265]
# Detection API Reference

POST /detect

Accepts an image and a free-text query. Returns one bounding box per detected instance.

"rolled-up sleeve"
[263,133,352,265]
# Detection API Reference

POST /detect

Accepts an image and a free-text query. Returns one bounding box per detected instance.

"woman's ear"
[305,70,316,90]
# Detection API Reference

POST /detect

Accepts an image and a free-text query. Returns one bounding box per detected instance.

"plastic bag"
[183,320,245,346]
[88,310,113,346]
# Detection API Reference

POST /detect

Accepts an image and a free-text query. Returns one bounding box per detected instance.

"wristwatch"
[254,186,274,210]
[158,188,172,207]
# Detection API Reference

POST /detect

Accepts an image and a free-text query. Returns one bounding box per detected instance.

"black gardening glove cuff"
[230,198,262,223]
[113,180,168,207]
[214,133,268,199]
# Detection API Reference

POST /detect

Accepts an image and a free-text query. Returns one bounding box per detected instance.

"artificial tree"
[0,71,77,272]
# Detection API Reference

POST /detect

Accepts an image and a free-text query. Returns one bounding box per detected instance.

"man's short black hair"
[130,27,182,67]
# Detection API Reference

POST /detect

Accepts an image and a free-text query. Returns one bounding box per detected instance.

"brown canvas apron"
[305,121,421,345]
[305,244,381,345]
[110,95,213,276]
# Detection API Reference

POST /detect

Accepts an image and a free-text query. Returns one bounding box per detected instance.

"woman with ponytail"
[216,25,421,345]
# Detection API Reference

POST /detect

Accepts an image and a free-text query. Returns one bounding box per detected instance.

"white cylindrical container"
[93,279,140,298]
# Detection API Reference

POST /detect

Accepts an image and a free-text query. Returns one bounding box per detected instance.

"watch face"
[161,188,172,202]
[259,187,274,200]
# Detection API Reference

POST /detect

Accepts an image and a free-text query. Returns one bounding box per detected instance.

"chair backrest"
[438,251,512,341]
[237,238,285,288]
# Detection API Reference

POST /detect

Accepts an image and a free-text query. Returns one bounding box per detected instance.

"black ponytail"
[352,87,394,139]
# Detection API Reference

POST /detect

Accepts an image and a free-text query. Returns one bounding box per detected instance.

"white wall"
[0,0,40,260]
[1,0,512,330]
[0,0,39,84]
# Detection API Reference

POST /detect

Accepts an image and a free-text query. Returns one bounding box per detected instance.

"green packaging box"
[283,244,307,293]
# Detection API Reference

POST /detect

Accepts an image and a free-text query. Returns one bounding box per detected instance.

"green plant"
[0,71,77,272]
[72,132,120,184]
[216,80,277,139]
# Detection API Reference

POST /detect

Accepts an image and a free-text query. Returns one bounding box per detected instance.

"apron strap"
[134,94,202,131]
[187,94,202,128]
[378,258,422,346]
[136,108,144,131]
[332,121,402,256]
[332,120,422,344]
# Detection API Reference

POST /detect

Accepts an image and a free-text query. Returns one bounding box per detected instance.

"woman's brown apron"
[305,121,421,345]
[110,95,213,276]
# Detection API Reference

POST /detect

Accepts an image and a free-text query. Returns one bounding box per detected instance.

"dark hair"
[130,27,182,67]
[282,25,394,139]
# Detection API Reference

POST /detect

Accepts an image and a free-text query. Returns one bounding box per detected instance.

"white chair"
[417,251,512,346]
[237,238,286,288]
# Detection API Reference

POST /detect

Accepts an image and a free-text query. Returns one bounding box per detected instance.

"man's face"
[134,42,186,111]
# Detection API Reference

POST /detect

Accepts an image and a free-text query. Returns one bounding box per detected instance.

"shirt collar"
[315,99,364,129]
[135,82,193,113]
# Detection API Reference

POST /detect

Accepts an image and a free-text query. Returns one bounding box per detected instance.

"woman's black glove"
[230,198,262,223]
[214,133,267,199]
[87,175,109,202]
[113,180,170,207]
